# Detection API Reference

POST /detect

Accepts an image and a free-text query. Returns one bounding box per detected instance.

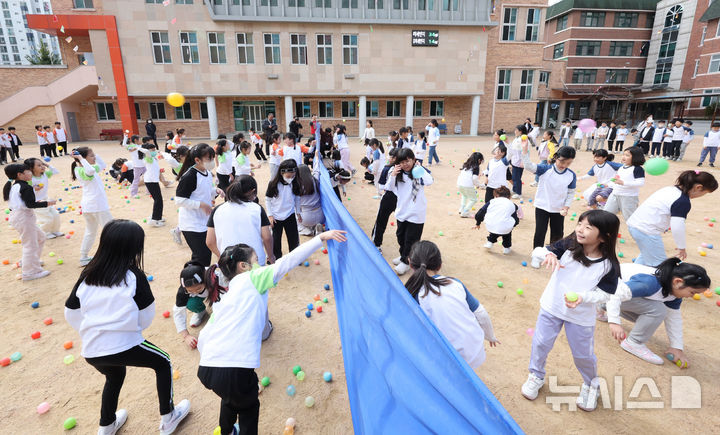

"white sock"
[161,410,174,423]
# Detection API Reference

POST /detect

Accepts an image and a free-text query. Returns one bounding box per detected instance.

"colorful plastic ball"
[63,355,74,365]
[304,396,315,408]
[43,157,51,162]
[10,352,22,362]
[43,317,53,325]
[317,306,323,313]
[261,376,270,387]
[0,357,10,367]
[63,417,77,430]
[497,281,503,288]
[56,258,64,265]
[712,218,717,223]
[147,275,154,281]
[438,231,445,236]
[323,371,333,382]
[36,402,50,414]
[314,259,320,265]
[296,370,306,381]
[715,287,720,295]
[31,331,41,339]
[286,385,296,396]
[618,252,624,258]
[717,300,720,307]
[292,365,302,375]
[48,252,56,257]
[521,261,527,267]
[63,341,73,350]
[619,239,625,244]
[162,311,170,318]
[166,92,186,107]
[516,289,524,296]
[693,294,701,300]
[31,302,39,309]
[565,292,578,302]
[525,328,534,336]
[499,134,507,141]
[2,259,10,265]
[323,297,329,303]
[305,310,312,318]
[303,261,309,267]
[324,284,330,290]
[307,303,313,310]
[700,251,707,257]
[704,290,713,298]
[286,418,296,428]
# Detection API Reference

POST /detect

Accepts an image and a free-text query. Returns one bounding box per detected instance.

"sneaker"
[159,399,191,435]
[190,310,207,327]
[697,163,703,167]
[149,219,166,227]
[576,383,590,410]
[298,226,313,236]
[314,223,324,234]
[460,211,473,218]
[46,233,57,239]
[394,261,410,275]
[578,380,600,411]
[483,241,493,249]
[711,163,716,167]
[529,181,538,187]
[521,373,545,400]
[170,227,182,245]
[620,338,664,365]
[502,247,512,255]
[22,270,51,281]
[351,169,357,176]
[79,257,93,266]
[511,193,521,199]
[392,256,402,266]
[52,232,65,237]
[531,256,541,269]
[98,409,128,435]
[163,181,175,188]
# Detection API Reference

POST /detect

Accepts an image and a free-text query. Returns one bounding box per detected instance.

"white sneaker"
[190,310,207,327]
[521,373,545,400]
[298,226,313,236]
[46,233,57,239]
[79,257,93,266]
[314,223,324,234]
[170,227,182,245]
[531,257,541,269]
[483,241,493,249]
[394,261,410,275]
[620,339,664,365]
[52,231,65,237]
[149,219,166,227]
[22,270,51,281]
[98,409,128,435]
[460,211,473,218]
[529,181,538,187]
[576,383,589,410]
[159,399,191,435]
[392,256,402,266]
[577,381,600,411]
[511,193,521,199]
[502,247,512,255]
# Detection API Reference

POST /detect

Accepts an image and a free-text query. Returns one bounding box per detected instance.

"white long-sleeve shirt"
[75,156,110,213]
[175,167,216,232]
[609,165,645,196]
[626,186,691,249]
[361,127,375,141]
[703,130,720,147]
[265,181,300,221]
[385,166,434,224]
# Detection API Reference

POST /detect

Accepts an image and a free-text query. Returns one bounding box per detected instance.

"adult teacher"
[262,113,278,156]
[145,119,157,147]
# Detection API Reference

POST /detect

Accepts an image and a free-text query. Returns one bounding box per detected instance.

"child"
[140,142,165,227]
[371,148,398,251]
[0,127,14,164]
[697,121,720,167]
[265,159,302,259]
[110,158,134,184]
[483,132,510,203]
[7,126,22,160]
[26,158,64,239]
[197,230,346,435]
[579,149,622,209]
[72,147,113,266]
[678,120,694,160]
[456,151,484,217]
[3,163,56,280]
[173,128,186,149]
[614,122,628,153]
[165,145,188,178]
[522,210,621,411]
[670,118,686,161]
[606,121,617,152]
[593,122,608,151]
[397,127,412,149]
[174,261,211,349]
[387,130,399,150]
[385,148,434,275]
[413,131,427,165]
[603,259,710,367]
[126,134,146,197]
[626,170,717,267]
[584,123,596,151]
[215,139,233,191]
[268,133,283,180]
[36,125,48,157]
[637,120,654,155]
[474,186,520,254]
[281,132,310,167]
[54,121,69,156]
[530,130,557,187]
[369,138,386,192]
[297,164,325,236]
[360,157,373,183]
[425,119,441,165]
[44,126,58,158]
[164,131,174,153]
[236,141,261,176]
[404,240,499,369]
[361,119,375,142]
[661,120,674,159]
[175,143,221,266]
[571,122,583,149]
[335,124,355,174]
[521,142,577,259]
[528,122,541,149]
[249,128,267,161]
[603,146,645,221]
[64,219,191,435]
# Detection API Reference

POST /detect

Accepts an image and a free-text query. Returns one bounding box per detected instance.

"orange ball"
[63,341,73,350]
[2,259,8,265]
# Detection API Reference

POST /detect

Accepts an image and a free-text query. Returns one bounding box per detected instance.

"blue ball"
[521,261,527,267]
[304,261,309,267]
[58,198,62,201]
[305,310,312,318]
[323,371,332,382]
[70,220,74,223]
[43,157,51,162]
[324,284,330,290]
[147,275,154,281]
[307,303,313,310]
[64,188,68,191]
[709,244,714,249]
[31,301,39,309]
[529,199,533,203]
[286,385,296,396]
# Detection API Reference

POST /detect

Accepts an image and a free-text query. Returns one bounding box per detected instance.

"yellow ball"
[57,147,63,152]
[693,294,701,300]
[166,92,185,107]
[700,251,707,257]
[521,134,528,141]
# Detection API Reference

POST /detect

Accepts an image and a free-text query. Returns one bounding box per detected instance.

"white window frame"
[386,100,401,117]
[497,69,511,100]
[342,34,358,65]
[73,0,93,8]
[553,42,564,59]
[208,31,226,64]
[539,71,549,85]
[263,33,281,64]
[236,32,254,64]
[709,54,720,74]
[519,70,534,100]
[502,8,517,41]
[150,31,171,64]
[295,101,311,118]
[525,8,540,42]
[366,100,379,117]
[341,101,358,118]
[717,21,720,38]
[148,102,167,120]
[693,59,699,78]
[290,33,307,65]
[96,102,115,121]
[175,102,192,120]
[701,89,720,107]
[701,27,707,46]
[179,31,199,64]
[429,100,444,116]
[319,101,334,118]
[316,33,332,65]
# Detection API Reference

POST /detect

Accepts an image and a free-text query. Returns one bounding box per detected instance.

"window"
[393,0,408,9]
[317,34,332,65]
[442,0,458,11]
[319,101,334,118]
[150,31,171,64]
[553,42,564,59]
[664,5,682,28]
[418,0,434,10]
[701,27,707,46]
[580,12,605,27]
[290,34,307,65]
[261,0,278,5]
[526,8,540,41]
[605,69,628,83]
[288,0,305,5]
[149,102,166,119]
[180,31,199,64]
[693,60,699,78]
[342,0,359,7]
[342,34,358,65]
[368,0,383,8]
[96,102,115,121]
[659,31,678,59]
[614,12,638,28]
[366,100,379,117]
[236,33,254,64]
[264,33,280,64]
[208,32,226,64]
[73,0,93,8]
[176,0,194,3]
[519,70,534,100]
[502,8,517,41]
[556,14,568,32]
[653,62,671,85]
[636,69,645,83]
[572,69,597,83]
[175,102,192,120]
[146,0,164,3]
[414,100,422,117]
[701,89,720,107]
[539,71,549,85]
[430,100,444,116]
[608,41,633,56]
[317,0,331,6]
[295,101,311,117]
[386,101,401,117]
[496,69,511,100]
[134,102,141,120]
[341,101,357,118]
[640,41,649,56]
[717,21,720,38]
[200,102,209,119]
[575,41,601,56]
[646,13,655,28]
[709,54,720,74]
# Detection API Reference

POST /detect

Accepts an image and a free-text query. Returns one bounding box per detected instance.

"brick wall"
[3,106,58,149]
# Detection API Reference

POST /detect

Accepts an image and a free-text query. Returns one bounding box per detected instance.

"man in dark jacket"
[262,113,278,156]
[7,127,22,159]
[289,116,303,142]
[145,119,157,147]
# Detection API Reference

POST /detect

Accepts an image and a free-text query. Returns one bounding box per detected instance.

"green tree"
[25,40,61,65]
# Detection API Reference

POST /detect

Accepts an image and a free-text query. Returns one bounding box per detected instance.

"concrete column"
[470,95,481,136]
[206,96,218,139]
[542,100,550,129]
[405,95,414,128]
[358,95,367,137]
[284,95,293,131]
[558,100,567,122]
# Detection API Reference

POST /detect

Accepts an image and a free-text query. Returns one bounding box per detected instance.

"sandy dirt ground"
[0,136,719,435]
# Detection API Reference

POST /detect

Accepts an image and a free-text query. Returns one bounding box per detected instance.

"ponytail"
[206,243,257,305]
[176,143,215,180]
[655,257,711,297]
[675,170,718,195]
[404,241,451,299]
[204,264,227,306]
[2,180,11,201]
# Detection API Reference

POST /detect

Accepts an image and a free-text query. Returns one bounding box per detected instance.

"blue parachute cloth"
[316,162,524,434]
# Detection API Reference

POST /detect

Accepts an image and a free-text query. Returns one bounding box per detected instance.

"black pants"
[364,171,374,182]
[150,136,158,148]
[119,171,134,184]
[46,143,58,157]
[614,140,624,152]
[638,141,650,155]
[484,187,496,204]
[607,140,614,151]
[0,147,8,163]
[57,141,68,155]
[198,366,259,435]
[671,140,683,158]
[182,230,212,266]
[333,185,342,201]
[272,214,299,259]
[217,173,231,192]
[533,208,564,248]
[146,182,163,221]
[372,191,397,247]
[396,220,424,263]
[653,142,663,156]
[86,341,174,427]
[488,231,512,248]
[253,143,267,161]
[264,133,272,156]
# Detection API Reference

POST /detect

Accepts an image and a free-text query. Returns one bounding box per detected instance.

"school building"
[0,0,549,141]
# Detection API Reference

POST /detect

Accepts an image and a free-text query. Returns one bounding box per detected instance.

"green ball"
[497,281,504,288]
[438,231,444,236]
[516,289,524,296]
[446,193,450,196]
[296,370,306,381]
[63,417,77,430]
[322,297,329,303]
[618,252,624,258]
[261,376,270,387]
[499,134,507,141]
[143,219,147,223]
[714,287,720,295]
[570,217,575,221]
[292,365,302,375]
[712,218,717,223]
[57,259,64,265]
[644,157,669,176]
[566,292,578,302]
[126,200,130,203]
[572,212,577,217]
[620,239,625,244]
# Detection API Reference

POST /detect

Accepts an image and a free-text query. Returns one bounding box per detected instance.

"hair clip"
[193,273,202,283]
[694,169,700,175]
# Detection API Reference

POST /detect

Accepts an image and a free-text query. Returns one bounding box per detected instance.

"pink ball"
[702,243,709,248]
[526,328,534,336]
[314,259,320,265]
[36,402,50,414]
[577,118,597,134]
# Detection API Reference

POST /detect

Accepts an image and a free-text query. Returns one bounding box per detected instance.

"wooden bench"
[99,129,123,141]
[438,123,448,135]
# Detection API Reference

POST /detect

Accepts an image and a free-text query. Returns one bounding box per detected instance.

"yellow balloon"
[166,92,185,107]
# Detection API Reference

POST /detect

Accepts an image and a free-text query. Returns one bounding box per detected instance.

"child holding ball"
[26,157,64,239]
[174,261,211,349]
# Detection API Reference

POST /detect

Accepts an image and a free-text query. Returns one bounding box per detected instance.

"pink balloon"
[578,118,597,133]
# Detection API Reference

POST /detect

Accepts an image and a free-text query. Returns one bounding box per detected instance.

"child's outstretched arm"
[473,302,499,346]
